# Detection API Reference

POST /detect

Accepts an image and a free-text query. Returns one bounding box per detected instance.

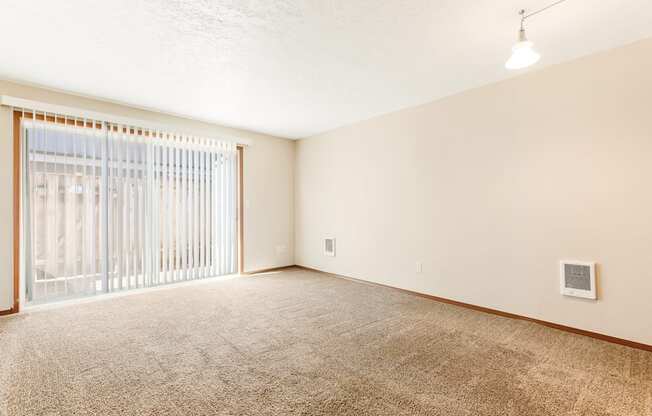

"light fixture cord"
[522,0,568,23]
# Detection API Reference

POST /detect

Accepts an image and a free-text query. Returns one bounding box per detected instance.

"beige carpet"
[0,268,650,416]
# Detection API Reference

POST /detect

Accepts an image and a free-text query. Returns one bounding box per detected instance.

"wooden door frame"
[7,111,102,315]
[4,111,245,315]
[2,111,22,315]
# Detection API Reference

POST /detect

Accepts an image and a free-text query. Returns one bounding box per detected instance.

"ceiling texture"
[1,0,652,139]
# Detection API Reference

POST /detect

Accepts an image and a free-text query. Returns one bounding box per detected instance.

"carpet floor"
[0,268,650,416]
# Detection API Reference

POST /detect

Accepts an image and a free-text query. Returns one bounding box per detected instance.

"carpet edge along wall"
[292,266,652,352]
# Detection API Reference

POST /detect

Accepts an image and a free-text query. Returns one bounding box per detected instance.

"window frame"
[11,110,244,312]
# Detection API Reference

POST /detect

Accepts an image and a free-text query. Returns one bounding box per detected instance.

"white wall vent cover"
[324,238,336,257]
[560,261,596,299]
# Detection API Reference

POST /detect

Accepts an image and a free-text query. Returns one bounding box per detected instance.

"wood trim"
[237,146,244,274]
[295,265,652,352]
[0,308,16,316]
[12,111,22,314]
[243,265,298,275]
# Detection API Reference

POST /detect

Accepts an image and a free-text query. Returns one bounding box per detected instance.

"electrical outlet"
[416,262,422,273]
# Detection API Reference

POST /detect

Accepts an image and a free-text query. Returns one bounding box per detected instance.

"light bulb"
[505,40,541,70]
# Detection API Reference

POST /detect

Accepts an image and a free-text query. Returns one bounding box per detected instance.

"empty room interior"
[1,1,651,415]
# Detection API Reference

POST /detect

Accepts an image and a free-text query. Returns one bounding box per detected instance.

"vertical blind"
[21,113,238,304]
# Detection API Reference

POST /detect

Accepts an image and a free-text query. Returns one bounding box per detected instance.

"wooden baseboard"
[294,265,652,352]
[242,265,299,275]
[0,266,297,316]
[4,264,648,351]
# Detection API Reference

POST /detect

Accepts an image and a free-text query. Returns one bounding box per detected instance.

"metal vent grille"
[324,238,336,257]
[564,264,591,290]
[560,261,596,299]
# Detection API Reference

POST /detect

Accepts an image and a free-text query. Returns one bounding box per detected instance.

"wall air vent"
[324,238,336,257]
[560,261,596,299]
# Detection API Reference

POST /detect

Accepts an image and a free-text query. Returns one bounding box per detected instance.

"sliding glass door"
[23,121,104,301]
[22,116,238,305]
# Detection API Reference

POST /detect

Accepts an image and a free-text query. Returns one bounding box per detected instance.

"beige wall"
[295,38,652,345]
[0,80,295,310]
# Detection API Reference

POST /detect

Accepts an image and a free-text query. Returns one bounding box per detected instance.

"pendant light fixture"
[505,0,568,70]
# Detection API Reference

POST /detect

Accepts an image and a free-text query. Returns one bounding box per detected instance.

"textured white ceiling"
[1,0,651,139]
